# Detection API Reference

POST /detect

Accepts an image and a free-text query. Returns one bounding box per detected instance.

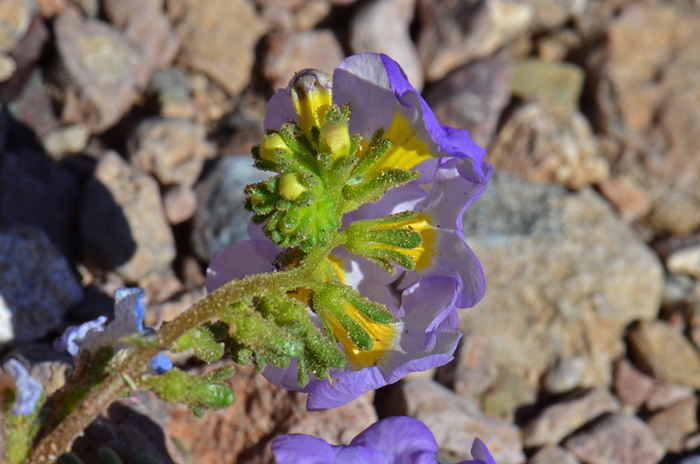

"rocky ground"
[1,0,700,463]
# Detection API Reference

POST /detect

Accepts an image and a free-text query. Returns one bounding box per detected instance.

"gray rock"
[563,414,665,464]
[416,0,532,81]
[460,172,664,393]
[41,124,89,159]
[627,320,700,389]
[54,7,140,133]
[7,70,59,137]
[192,156,272,263]
[263,29,345,90]
[523,389,621,447]
[647,397,698,453]
[0,52,15,82]
[128,117,215,186]
[169,0,268,95]
[528,446,580,464]
[424,54,512,148]
[80,151,176,282]
[103,0,180,89]
[399,379,525,464]
[488,103,609,190]
[0,225,83,344]
[349,0,423,90]
[667,246,700,279]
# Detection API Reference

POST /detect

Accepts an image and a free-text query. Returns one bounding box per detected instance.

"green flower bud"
[279,173,306,201]
[319,121,351,160]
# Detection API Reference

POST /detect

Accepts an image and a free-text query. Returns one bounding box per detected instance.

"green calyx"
[313,282,394,352]
[343,211,424,274]
[140,366,235,417]
[246,101,420,251]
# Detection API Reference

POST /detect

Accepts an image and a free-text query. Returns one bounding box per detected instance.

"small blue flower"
[1,359,43,416]
[55,288,172,374]
[271,416,498,464]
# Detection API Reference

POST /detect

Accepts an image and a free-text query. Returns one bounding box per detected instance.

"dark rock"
[612,358,654,408]
[0,225,83,345]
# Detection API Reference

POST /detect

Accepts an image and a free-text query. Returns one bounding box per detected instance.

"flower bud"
[279,173,306,201]
[319,121,351,160]
[259,133,289,162]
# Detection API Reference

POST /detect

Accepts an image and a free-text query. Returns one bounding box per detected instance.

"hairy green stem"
[25,265,314,464]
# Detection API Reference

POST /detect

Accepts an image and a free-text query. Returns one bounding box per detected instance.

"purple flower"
[265,53,488,184]
[271,416,497,464]
[207,232,462,411]
[55,288,172,374]
[0,359,43,416]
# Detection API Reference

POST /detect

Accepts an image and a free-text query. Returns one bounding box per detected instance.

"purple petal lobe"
[457,438,498,464]
[54,316,108,356]
[3,359,42,416]
[114,287,146,332]
[351,416,438,464]
[151,353,173,374]
[306,368,387,411]
[271,434,340,464]
[206,240,280,292]
[264,89,299,131]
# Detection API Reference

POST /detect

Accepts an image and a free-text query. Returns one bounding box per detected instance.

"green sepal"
[343,169,420,212]
[140,366,235,414]
[171,322,227,363]
[348,129,389,180]
[313,283,395,352]
[325,103,352,125]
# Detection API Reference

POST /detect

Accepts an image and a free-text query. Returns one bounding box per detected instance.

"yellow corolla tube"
[327,305,401,369]
[288,70,333,139]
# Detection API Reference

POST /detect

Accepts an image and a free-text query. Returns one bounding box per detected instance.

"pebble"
[488,103,609,190]
[41,124,89,159]
[170,0,268,95]
[103,0,180,89]
[667,246,700,279]
[612,358,654,408]
[128,117,215,186]
[263,29,345,90]
[54,7,140,132]
[523,388,621,448]
[542,356,587,395]
[163,184,197,225]
[349,0,423,90]
[528,446,580,464]
[563,414,665,464]
[417,0,532,81]
[460,172,663,395]
[79,151,176,282]
[645,382,695,412]
[597,176,651,223]
[0,0,34,53]
[0,52,15,82]
[627,320,700,389]
[511,58,585,114]
[435,332,497,399]
[424,54,512,147]
[400,379,525,464]
[646,397,698,453]
[0,225,83,344]
[191,156,273,263]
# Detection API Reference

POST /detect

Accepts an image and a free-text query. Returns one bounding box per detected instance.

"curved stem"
[26,266,311,464]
